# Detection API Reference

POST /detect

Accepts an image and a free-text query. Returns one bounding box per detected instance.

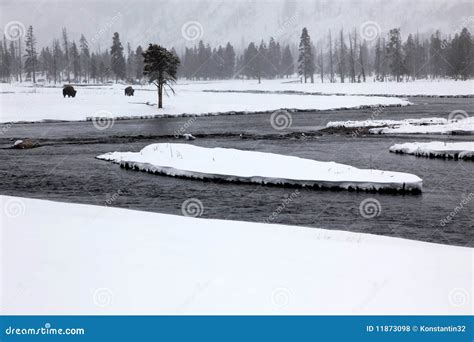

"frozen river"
[1,97,473,247]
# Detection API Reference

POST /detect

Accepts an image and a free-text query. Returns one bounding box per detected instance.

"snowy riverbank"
[0,83,411,123]
[2,195,471,315]
[97,143,423,193]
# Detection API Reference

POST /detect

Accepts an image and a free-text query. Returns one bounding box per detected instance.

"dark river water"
[1,97,473,247]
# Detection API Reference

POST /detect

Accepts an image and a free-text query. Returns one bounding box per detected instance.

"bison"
[63,85,77,98]
[124,86,135,96]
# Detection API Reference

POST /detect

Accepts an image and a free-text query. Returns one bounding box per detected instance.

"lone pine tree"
[142,44,180,109]
[110,32,126,82]
[24,25,37,83]
[298,27,315,83]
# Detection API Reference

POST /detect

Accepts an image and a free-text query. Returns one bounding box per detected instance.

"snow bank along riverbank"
[389,141,474,160]
[2,195,471,315]
[0,83,411,123]
[97,143,423,193]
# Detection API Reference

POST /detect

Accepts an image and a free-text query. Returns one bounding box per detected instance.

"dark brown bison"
[124,86,135,96]
[63,85,77,98]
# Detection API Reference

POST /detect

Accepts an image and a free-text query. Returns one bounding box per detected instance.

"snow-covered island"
[389,141,474,160]
[326,117,448,128]
[2,195,471,315]
[325,117,474,135]
[97,143,423,193]
[370,117,474,135]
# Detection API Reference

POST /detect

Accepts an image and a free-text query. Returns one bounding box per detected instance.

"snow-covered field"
[2,195,472,315]
[390,141,474,160]
[179,79,474,97]
[0,83,411,123]
[370,117,474,135]
[97,143,423,192]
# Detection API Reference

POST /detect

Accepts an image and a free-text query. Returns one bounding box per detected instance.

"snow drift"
[97,143,423,193]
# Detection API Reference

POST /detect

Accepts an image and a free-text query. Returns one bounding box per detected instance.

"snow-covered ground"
[0,83,411,123]
[178,78,474,97]
[1,195,471,315]
[97,143,423,192]
[371,117,474,135]
[327,117,448,128]
[390,141,474,160]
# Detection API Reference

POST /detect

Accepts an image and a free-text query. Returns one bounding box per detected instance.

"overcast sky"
[1,0,473,51]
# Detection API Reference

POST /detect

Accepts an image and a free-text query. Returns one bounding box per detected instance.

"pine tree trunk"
[158,84,163,108]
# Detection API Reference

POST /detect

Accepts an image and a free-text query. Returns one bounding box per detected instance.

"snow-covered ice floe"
[326,117,447,128]
[390,141,474,160]
[370,117,474,135]
[97,143,423,193]
[2,195,471,315]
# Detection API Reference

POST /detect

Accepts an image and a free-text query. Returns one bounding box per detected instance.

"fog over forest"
[1,0,472,51]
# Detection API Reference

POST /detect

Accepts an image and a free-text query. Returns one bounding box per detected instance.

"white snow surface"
[97,143,423,192]
[179,79,474,97]
[1,195,472,315]
[389,141,474,159]
[326,117,448,128]
[371,117,474,135]
[0,83,411,123]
